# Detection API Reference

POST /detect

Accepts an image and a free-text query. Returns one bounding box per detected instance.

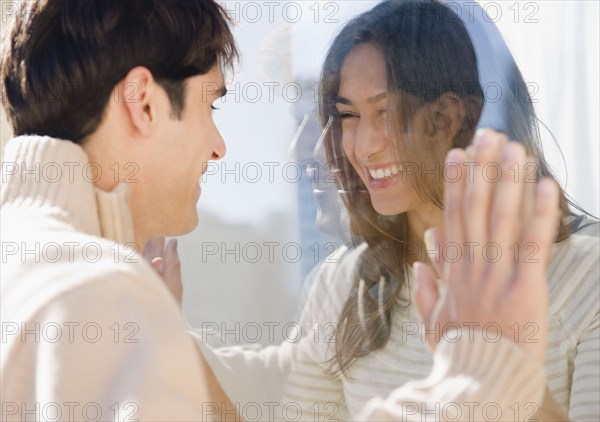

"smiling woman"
[275,0,600,420]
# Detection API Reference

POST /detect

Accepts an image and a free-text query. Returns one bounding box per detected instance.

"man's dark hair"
[0,0,238,143]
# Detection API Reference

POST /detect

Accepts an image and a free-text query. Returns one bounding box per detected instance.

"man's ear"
[427,92,465,144]
[115,67,158,137]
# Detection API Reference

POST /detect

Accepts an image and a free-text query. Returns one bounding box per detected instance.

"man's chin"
[168,213,199,237]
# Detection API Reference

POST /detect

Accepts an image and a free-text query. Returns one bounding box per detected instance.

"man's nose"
[212,128,226,160]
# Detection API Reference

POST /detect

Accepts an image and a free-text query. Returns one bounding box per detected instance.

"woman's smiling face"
[336,43,426,216]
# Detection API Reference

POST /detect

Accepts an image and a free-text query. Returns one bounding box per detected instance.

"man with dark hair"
[1,1,238,420]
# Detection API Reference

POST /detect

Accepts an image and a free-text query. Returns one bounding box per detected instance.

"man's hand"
[414,129,561,364]
[143,237,183,306]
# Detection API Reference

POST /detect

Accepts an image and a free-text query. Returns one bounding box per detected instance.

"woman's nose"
[354,119,388,162]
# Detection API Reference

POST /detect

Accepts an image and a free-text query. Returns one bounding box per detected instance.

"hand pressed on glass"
[414,128,561,364]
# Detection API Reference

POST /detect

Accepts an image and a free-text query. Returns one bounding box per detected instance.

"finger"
[488,141,526,283]
[443,148,467,283]
[413,262,439,330]
[466,134,506,158]
[515,177,561,286]
[465,145,475,159]
[424,227,444,279]
[143,237,165,262]
[463,129,506,280]
[150,257,165,277]
[164,238,183,303]
[164,239,181,278]
[521,155,537,230]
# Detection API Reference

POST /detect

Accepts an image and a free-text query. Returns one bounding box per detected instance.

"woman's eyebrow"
[368,92,387,104]
[335,92,387,105]
[335,95,352,105]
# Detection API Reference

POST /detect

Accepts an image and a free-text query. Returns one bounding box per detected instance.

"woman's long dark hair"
[319,0,586,376]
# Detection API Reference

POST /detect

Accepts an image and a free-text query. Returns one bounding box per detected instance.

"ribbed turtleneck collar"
[1,136,136,246]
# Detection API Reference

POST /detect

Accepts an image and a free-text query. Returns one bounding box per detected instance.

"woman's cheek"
[341,130,355,159]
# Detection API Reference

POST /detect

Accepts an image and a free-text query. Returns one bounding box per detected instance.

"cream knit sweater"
[278,236,599,421]
[1,136,208,421]
[2,135,551,421]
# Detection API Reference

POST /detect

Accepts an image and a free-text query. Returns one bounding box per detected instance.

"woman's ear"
[114,66,158,137]
[428,92,465,145]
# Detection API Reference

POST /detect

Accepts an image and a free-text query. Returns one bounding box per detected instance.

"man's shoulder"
[1,228,169,326]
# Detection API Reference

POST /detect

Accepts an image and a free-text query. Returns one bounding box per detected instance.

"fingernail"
[475,129,490,147]
[152,257,164,274]
[412,261,420,270]
[412,261,423,292]
[424,230,435,251]
[446,149,462,164]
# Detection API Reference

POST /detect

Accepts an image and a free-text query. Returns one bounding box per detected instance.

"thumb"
[150,257,165,277]
[164,238,183,305]
[144,237,165,262]
[424,228,444,280]
[413,262,439,328]
[164,239,182,281]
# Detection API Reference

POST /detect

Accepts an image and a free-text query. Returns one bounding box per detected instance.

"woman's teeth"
[368,164,402,180]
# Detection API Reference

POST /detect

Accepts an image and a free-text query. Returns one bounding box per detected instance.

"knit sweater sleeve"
[565,235,600,421]
[277,245,363,421]
[2,271,210,422]
[568,310,600,421]
[358,331,547,422]
[187,247,349,418]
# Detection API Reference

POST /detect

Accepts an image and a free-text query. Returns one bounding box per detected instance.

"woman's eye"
[211,105,219,111]
[376,108,391,120]
[339,112,358,120]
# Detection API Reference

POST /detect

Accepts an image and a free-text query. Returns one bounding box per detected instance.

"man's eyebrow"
[335,92,387,105]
